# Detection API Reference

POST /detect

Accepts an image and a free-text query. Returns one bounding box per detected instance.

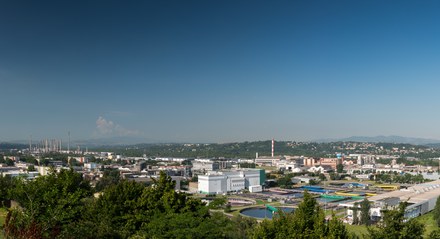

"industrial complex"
[198,168,265,194]
[3,138,440,227]
[343,179,440,222]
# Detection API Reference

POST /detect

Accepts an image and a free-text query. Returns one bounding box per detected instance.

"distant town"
[2,139,440,238]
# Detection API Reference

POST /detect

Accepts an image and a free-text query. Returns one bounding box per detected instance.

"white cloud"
[95,116,140,136]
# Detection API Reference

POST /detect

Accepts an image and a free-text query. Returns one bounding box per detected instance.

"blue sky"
[1,1,440,143]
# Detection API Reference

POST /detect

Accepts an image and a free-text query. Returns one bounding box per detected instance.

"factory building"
[342,179,440,223]
[254,156,283,166]
[198,169,265,194]
[254,139,283,166]
[192,160,220,172]
[318,158,341,170]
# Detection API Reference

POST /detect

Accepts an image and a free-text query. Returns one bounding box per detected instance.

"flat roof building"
[342,179,440,223]
[198,169,265,194]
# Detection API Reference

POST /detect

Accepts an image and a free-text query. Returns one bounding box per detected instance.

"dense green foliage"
[0,175,14,206]
[115,141,340,158]
[0,168,433,239]
[20,155,38,165]
[374,173,425,184]
[238,162,256,168]
[375,157,440,167]
[433,196,440,227]
[252,191,350,239]
[2,170,257,239]
[0,158,14,166]
[430,229,440,239]
[208,196,227,209]
[94,168,121,192]
[88,141,440,160]
[367,203,425,239]
[336,163,344,174]
[352,202,359,225]
[276,174,294,189]
[5,169,92,238]
[0,143,27,151]
[359,198,371,226]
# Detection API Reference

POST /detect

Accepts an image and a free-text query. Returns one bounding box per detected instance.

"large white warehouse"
[198,169,265,194]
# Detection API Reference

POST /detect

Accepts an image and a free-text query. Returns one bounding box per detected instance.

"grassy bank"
[417,211,437,237]
[346,211,438,238]
[346,224,369,238]
[0,207,7,239]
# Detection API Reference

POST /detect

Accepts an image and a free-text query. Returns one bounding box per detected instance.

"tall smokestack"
[271,138,274,157]
[68,131,70,153]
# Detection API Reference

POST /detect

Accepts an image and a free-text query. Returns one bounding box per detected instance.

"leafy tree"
[375,173,426,184]
[190,175,198,182]
[352,202,359,225]
[80,171,209,238]
[277,174,293,188]
[208,196,227,209]
[367,202,424,239]
[0,174,14,206]
[291,191,325,237]
[434,196,440,227]
[329,172,339,180]
[228,215,257,238]
[252,211,294,239]
[93,179,147,238]
[239,162,256,168]
[5,158,14,166]
[429,229,440,239]
[359,198,371,225]
[327,213,349,239]
[41,152,68,164]
[308,179,319,185]
[94,169,121,192]
[20,155,38,165]
[180,180,189,190]
[400,219,425,239]
[27,165,36,171]
[336,163,344,174]
[252,191,349,239]
[224,202,232,213]
[134,211,242,239]
[38,158,51,166]
[5,169,92,238]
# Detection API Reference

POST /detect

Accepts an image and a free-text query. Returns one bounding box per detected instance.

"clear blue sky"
[1,0,440,143]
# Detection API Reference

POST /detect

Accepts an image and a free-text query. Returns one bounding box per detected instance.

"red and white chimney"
[271,138,274,157]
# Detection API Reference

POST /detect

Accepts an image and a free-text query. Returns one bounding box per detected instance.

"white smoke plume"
[95,116,140,136]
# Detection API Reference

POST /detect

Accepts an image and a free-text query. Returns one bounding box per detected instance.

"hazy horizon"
[4,135,440,147]
[2,1,440,142]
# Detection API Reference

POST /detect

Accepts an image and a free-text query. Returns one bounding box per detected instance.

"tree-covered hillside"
[93,141,439,159]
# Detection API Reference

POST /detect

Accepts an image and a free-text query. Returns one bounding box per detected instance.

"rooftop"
[368,179,440,205]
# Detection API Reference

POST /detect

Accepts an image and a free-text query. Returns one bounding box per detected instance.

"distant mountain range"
[315,135,440,145]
